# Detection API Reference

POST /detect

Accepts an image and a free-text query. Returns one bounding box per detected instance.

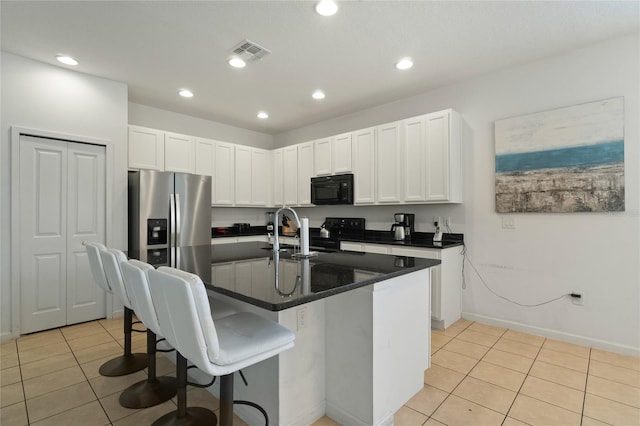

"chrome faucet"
[272,206,301,254]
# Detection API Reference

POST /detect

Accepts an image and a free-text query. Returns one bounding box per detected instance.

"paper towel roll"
[300,217,310,255]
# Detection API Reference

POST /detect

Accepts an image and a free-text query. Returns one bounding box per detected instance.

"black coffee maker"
[400,213,415,239]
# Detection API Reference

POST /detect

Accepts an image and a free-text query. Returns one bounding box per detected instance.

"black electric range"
[310,217,366,252]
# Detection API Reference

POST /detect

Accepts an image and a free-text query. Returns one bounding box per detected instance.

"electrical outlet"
[433,216,441,227]
[571,292,584,306]
[502,216,516,229]
[444,216,451,227]
[297,307,308,330]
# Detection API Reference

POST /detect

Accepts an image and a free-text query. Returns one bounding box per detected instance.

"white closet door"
[20,136,68,333]
[66,142,106,324]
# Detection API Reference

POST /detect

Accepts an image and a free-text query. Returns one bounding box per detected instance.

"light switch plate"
[502,216,516,229]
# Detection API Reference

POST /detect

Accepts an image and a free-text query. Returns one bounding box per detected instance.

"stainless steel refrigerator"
[128,170,211,268]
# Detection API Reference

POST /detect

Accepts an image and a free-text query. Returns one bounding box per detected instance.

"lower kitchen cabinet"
[340,241,463,329]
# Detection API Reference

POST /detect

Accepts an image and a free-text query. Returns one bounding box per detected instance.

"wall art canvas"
[495,97,624,213]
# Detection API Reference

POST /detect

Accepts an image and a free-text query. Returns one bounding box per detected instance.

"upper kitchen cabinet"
[164,132,195,173]
[314,133,352,176]
[283,145,298,206]
[352,127,376,204]
[297,141,314,206]
[195,137,216,201]
[213,141,235,206]
[375,121,403,204]
[128,125,165,170]
[402,109,462,203]
[272,148,284,207]
[235,146,270,206]
[251,148,270,206]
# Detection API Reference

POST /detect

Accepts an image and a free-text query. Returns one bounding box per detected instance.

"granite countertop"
[131,242,439,311]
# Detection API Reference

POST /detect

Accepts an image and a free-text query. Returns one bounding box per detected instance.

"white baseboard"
[0,331,14,343]
[462,312,640,358]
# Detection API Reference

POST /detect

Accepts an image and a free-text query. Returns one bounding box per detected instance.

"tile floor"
[1,318,638,426]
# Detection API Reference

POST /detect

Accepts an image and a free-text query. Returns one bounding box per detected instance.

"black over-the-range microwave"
[311,173,354,205]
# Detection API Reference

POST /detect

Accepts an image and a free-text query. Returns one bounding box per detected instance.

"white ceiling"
[1,1,638,134]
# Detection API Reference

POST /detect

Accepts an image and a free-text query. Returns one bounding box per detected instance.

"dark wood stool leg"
[220,373,234,426]
[98,308,148,377]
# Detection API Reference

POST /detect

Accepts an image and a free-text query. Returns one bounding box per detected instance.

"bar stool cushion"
[121,260,162,334]
[100,248,134,310]
[85,242,111,293]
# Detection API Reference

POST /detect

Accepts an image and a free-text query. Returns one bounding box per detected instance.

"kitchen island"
[135,242,439,426]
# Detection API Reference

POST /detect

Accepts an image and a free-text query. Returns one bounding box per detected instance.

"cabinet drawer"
[391,246,441,259]
[341,242,363,252]
[363,244,390,254]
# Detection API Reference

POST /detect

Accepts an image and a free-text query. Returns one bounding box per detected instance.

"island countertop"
[133,242,440,311]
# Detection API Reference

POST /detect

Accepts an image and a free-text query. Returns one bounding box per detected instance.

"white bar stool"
[148,266,295,426]
[84,242,148,377]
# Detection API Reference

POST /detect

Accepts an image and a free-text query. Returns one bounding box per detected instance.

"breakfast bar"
[135,242,439,425]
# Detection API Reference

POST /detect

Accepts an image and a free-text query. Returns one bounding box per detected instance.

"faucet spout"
[273,206,301,253]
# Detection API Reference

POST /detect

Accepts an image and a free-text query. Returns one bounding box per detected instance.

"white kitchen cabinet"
[297,142,314,206]
[235,145,252,206]
[376,121,403,203]
[272,148,284,207]
[283,146,298,205]
[251,148,269,206]
[213,141,235,206]
[211,262,235,291]
[332,132,352,174]
[128,125,165,170]
[340,241,463,329]
[234,260,254,295]
[352,127,376,204]
[164,132,195,173]
[195,138,216,202]
[425,110,462,202]
[314,138,332,176]
[403,116,426,202]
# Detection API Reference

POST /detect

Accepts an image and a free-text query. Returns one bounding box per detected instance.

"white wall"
[275,35,640,353]
[129,102,273,150]
[0,52,129,338]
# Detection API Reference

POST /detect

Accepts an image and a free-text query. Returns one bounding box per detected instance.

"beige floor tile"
[311,416,341,426]
[451,319,473,328]
[432,349,478,374]
[502,330,545,347]
[66,330,117,352]
[30,400,110,426]
[580,415,610,426]
[60,321,107,341]
[19,352,78,381]
[1,382,24,408]
[519,376,584,413]
[431,346,441,356]
[89,370,147,398]
[99,388,171,423]
[1,352,19,370]
[394,406,428,426]
[482,348,534,373]
[453,376,517,414]
[493,338,540,359]
[508,394,581,426]
[468,322,507,337]
[442,338,490,360]
[0,401,28,426]
[16,341,70,365]
[529,360,587,391]
[16,328,62,343]
[591,348,640,371]
[431,332,453,349]
[22,365,86,400]
[434,325,466,338]
[405,384,449,417]
[79,354,123,380]
[537,348,589,373]
[16,332,67,352]
[25,381,96,422]
[502,417,529,426]
[432,394,505,426]
[152,355,177,377]
[73,340,123,364]
[589,359,640,388]
[1,366,22,386]
[587,375,640,408]
[424,418,446,425]
[112,399,178,426]
[469,361,526,392]
[583,393,640,425]
[1,340,17,357]
[424,365,465,393]
[99,317,124,332]
[543,338,590,359]
[456,329,500,347]
[173,386,221,411]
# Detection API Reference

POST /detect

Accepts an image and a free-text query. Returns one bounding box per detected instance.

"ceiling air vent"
[230,39,271,63]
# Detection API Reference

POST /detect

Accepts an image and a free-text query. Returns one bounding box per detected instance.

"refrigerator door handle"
[175,193,181,246]
[170,193,176,247]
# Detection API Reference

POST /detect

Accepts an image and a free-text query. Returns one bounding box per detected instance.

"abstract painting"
[495,97,624,213]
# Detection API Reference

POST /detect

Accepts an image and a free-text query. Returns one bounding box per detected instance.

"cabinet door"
[251,148,269,206]
[425,111,450,201]
[234,260,253,295]
[376,122,402,203]
[332,133,352,173]
[251,258,271,300]
[128,125,164,170]
[352,127,376,204]
[234,145,252,206]
[283,146,298,205]
[165,132,195,173]
[314,138,332,176]
[403,116,426,202]
[272,148,284,206]
[195,138,215,203]
[212,262,235,290]
[297,142,314,205]
[213,142,235,205]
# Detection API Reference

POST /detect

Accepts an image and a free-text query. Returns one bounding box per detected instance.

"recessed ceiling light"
[56,55,78,66]
[312,90,326,100]
[257,111,269,119]
[228,57,247,68]
[315,0,338,16]
[395,57,414,70]
[178,89,194,98]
